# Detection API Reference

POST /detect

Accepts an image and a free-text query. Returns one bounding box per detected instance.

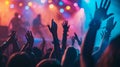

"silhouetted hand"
[7,31,17,44]
[106,17,117,32]
[0,31,19,52]
[62,20,70,32]
[74,33,82,45]
[94,0,113,21]
[71,36,75,46]
[48,19,58,36]
[25,31,34,48]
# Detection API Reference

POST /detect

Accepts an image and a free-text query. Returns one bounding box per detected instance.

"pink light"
[74,3,78,7]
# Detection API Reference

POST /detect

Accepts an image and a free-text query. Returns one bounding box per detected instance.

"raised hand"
[25,31,34,48]
[62,20,70,32]
[0,31,19,52]
[48,19,58,36]
[7,31,16,43]
[61,20,70,52]
[74,33,82,45]
[94,0,113,21]
[71,36,75,46]
[106,17,117,32]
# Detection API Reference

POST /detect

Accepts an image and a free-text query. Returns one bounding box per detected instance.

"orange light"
[66,6,71,10]
[49,4,54,9]
[28,2,32,7]
[19,3,23,7]
[5,1,9,5]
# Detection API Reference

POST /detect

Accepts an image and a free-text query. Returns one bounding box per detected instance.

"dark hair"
[7,52,34,67]
[36,59,61,67]
[61,47,77,67]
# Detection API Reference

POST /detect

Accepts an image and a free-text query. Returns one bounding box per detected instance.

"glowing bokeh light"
[41,0,47,4]
[10,4,14,8]
[74,3,78,7]
[66,6,71,10]
[59,1,64,6]
[60,8,64,13]
[28,2,32,7]
[85,0,90,3]
[5,1,9,5]
[25,6,30,10]
[48,0,52,3]
[49,4,54,9]
[19,3,23,7]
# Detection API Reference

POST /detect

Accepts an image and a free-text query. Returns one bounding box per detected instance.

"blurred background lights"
[5,1,9,5]
[19,3,23,7]
[28,2,32,7]
[25,6,30,10]
[48,0,53,3]
[85,0,90,3]
[60,8,64,13]
[41,0,47,4]
[74,3,78,7]
[66,6,71,10]
[59,1,64,6]
[49,4,54,9]
[10,4,14,8]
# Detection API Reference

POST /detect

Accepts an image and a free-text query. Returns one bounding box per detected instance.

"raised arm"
[74,33,82,46]
[61,21,70,53]
[48,19,61,61]
[80,0,113,67]
[0,31,20,53]
[93,17,117,62]
[20,31,34,52]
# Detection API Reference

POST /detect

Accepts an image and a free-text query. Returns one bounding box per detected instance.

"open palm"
[94,0,113,21]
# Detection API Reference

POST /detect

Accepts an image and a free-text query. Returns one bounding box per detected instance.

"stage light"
[74,3,78,7]
[10,4,14,8]
[48,0,52,3]
[25,6,30,10]
[28,2,32,7]
[41,0,47,4]
[49,4,54,9]
[66,6,71,10]
[19,3,23,7]
[59,1,63,6]
[85,0,90,3]
[60,8,64,13]
[5,1,9,5]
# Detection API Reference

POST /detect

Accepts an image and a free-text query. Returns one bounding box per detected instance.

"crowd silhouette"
[0,0,120,67]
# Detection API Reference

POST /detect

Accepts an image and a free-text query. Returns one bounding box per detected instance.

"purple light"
[10,4,14,8]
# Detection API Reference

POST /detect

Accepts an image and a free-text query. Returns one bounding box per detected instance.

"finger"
[103,0,108,8]
[95,2,98,9]
[100,0,104,8]
[47,25,51,30]
[113,21,117,28]
[106,0,111,10]
[107,13,114,18]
